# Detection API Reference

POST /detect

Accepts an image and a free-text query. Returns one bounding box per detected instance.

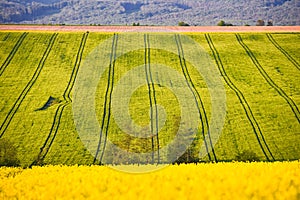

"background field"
[0,30,299,167]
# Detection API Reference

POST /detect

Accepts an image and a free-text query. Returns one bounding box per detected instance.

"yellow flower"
[0,162,299,200]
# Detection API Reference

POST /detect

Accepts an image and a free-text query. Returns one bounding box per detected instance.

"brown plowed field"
[0,25,299,32]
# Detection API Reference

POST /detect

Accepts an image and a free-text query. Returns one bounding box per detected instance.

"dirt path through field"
[0,25,299,32]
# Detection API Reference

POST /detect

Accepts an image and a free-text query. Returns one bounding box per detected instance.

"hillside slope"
[0,0,299,25]
[0,31,299,167]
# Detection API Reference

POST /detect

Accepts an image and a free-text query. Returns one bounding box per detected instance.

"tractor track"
[94,33,118,164]
[175,34,217,162]
[236,34,300,123]
[31,32,89,166]
[144,34,160,164]
[266,33,300,71]
[205,33,275,161]
[2,32,11,41]
[0,32,28,76]
[0,33,58,138]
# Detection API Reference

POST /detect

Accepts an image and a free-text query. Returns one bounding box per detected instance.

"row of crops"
[0,31,299,167]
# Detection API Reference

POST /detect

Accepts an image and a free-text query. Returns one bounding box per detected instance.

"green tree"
[217,20,226,26]
[217,20,233,26]
[235,150,260,162]
[0,138,20,167]
[267,21,273,26]
[178,21,189,26]
[256,19,265,26]
[174,145,200,164]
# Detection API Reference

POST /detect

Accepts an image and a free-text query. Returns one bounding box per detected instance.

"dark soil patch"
[35,96,61,111]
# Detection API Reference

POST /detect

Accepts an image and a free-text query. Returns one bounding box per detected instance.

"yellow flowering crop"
[0,162,299,200]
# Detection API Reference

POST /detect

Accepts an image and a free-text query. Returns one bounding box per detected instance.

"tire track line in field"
[144,34,155,164]
[0,32,28,76]
[266,33,300,71]
[94,33,118,164]
[31,32,89,166]
[0,33,58,138]
[2,33,11,41]
[175,34,216,162]
[144,34,160,164]
[205,34,275,161]
[236,34,300,123]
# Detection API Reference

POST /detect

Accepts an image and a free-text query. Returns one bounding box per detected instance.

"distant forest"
[0,0,299,26]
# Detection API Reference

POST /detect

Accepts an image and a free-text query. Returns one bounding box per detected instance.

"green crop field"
[0,31,299,167]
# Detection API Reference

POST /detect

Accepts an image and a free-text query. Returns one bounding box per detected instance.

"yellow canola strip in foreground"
[0,162,299,200]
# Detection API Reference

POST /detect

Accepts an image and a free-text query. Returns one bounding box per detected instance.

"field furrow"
[63,32,90,103]
[0,31,299,166]
[0,32,10,41]
[266,33,300,71]
[31,32,89,166]
[0,32,22,67]
[239,33,300,109]
[0,33,53,124]
[236,34,300,123]
[94,33,118,164]
[269,33,300,65]
[0,33,58,138]
[175,34,216,162]
[200,33,299,160]
[144,34,160,164]
[0,32,28,76]
[144,34,155,163]
[205,34,275,161]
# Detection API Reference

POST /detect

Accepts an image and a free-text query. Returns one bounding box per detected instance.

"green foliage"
[217,20,233,26]
[217,20,226,26]
[0,138,20,167]
[267,21,273,26]
[178,21,189,26]
[256,19,265,26]
[235,150,260,162]
[173,145,200,164]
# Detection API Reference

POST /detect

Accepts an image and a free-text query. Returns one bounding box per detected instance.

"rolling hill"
[0,30,299,167]
[0,0,299,26]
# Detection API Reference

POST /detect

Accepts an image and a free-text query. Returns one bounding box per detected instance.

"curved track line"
[94,33,118,164]
[144,34,160,164]
[0,33,58,138]
[236,34,300,123]
[205,34,275,161]
[2,33,11,41]
[0,32,28,76]
[266,33,300,71]
[175,34,216,162]
[31,32,89,166]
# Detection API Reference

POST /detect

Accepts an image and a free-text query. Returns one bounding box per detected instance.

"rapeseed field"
[0,162,299,200]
